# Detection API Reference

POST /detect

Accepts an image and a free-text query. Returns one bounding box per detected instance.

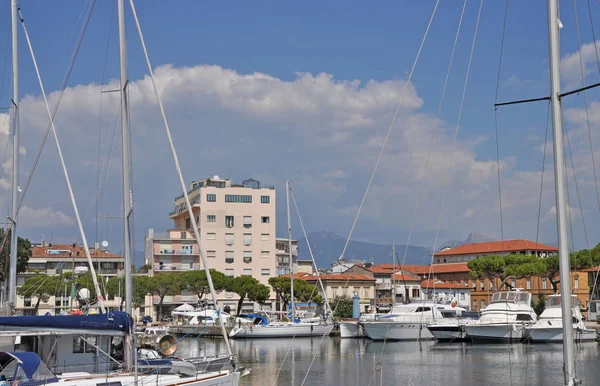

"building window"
[206,194,216,202]
[411,288,420,298]
[180,231,187,239]
[225,194,252,203]
[511,279,516,288]
[225,216,234,228]
[574,277,579,289]
[225,251,234,264]
[472,300,477,310]
[24,297,31,307]
[480,300,486,309]
[526,279,531,290]
[261,216,270,223]
[225,269,234,277]
[261,196,270,204]
[261,251,270,258]
[243,268,252,276]
[225,233,234,245]
[460,293,465,301]
[243,216,252,228]
[261,268,270,276]
[243,251,252,263]
[185,218,191,229]
[207,250,216,258]
[261,233,270,241]
[207,233,216,240]
[207,215,216,223]
[479,280,484,290]
[243,233,252,245]
[542,278,547,290]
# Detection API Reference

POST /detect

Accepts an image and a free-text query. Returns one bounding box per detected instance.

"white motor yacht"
[427,308,475,341]
[526,294,595,342]
[362,302,466,341]
[464,289,537,342]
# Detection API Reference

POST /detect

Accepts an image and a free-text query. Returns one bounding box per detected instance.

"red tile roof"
[580,266,600,272]
[297,273,375,282]
[420,279,464,290]
[434,240,557,257]
[32,244,124,259]
[367,265,398,274]
[401,263,470,275]
[390,273,422,282]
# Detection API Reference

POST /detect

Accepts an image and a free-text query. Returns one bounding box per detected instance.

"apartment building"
[433,239,558,264]
[275,237,298,276]
[16,242,126,315]
[147,176,278,314]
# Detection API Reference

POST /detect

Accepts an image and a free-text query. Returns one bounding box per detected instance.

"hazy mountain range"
[297,231,496,268]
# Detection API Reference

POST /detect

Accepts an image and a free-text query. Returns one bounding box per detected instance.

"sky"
[2,0,600,262]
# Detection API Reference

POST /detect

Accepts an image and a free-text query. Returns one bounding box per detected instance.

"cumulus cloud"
[0,62,569,251]
[561,40,600,87]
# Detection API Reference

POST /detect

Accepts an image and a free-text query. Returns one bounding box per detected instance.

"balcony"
[375,297,393,305]
[376,283,391,290]
[158,249,197,255]
[154,263,201,272]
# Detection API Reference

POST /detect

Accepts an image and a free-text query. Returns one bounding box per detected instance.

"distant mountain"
[439,232,496,250]
[297,231,432,269]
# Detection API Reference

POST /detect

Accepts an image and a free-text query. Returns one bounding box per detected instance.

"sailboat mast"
[547,0,576,384]
[392,243,395,308]
[117,0,133,318]
[7,0,19,311]
[286,180,295,321]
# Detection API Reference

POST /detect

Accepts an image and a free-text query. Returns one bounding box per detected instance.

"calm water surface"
[176,337,600,385]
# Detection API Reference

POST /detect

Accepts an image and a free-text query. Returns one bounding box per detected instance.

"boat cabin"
[489,291,531,305]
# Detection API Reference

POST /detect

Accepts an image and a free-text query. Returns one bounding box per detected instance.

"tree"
[138,264,152,274]
[132,276,150,308]
[230,276,266,315]
[293,280,323,306]
[269,276,291,311]
[332,295,353,319]
[249,283,271,307]
[467,255,505,284]
[180,270,230,300]
[468,254,547,290]
[147,273,181,317]
[17,274,62,312]
[0,228,32,283]
[106,276,125,309]
[532,293,546,316]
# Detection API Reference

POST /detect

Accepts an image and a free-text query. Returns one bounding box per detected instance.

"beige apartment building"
[146,176,278,315]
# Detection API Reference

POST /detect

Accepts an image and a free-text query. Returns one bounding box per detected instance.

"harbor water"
[176,337,600,385]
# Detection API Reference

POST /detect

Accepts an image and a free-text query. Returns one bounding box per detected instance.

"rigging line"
[290,188,331,314]
[563,122,576,252]
[19,8,105,313]
[128,0,233,358]
[573,0,600,218]
[428,0,484,282]
[399,0,468,272]
[61,0,92,60]
[587,0,600,73]
[535,103,551,248]
[96,0,118,246]
[338,0,441,261]
[493,0,510,244]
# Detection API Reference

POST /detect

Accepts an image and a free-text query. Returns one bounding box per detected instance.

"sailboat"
[229,180,334,339]
[0,0,245,384]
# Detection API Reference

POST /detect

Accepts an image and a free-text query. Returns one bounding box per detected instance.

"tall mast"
[392,242,395,308]
[286,180,295,321]
[117,0,133,318]
[547,0,576,384]
[8,0,19,311]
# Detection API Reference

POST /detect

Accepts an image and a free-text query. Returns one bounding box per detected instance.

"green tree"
[180,270,230,300]
[17,274,62,312]
[249,283,271,307]
[467,255,506,283]
[503,255,547,280]
[332,295,353,319]
[147,273,181,317]
[0,228,32,282]
[132,276,150,308]
[231,275,266,315]
[293,280,323,306]
[138,264,152,274]
[106,276,125,309]
[532,293,546,316]
[269,276,291,311]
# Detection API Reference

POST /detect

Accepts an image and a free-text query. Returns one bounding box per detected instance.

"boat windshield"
[547,296,580,308]
[490,292,530,304]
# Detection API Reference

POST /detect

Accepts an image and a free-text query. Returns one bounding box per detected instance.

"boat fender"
[451,301,456,308]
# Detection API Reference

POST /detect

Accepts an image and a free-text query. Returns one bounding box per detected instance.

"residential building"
[16,242,126,316]
[297,259,314,274]
[275,237,298,276]
[149,175,277,315]
[433,239,557,264]
[389,272,422,308]
[420,279,471,309]
[295,273,375,313]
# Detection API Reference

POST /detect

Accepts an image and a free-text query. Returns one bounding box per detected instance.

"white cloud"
[18,206,74,228]
[545,204,580,222]
[561,40,600,87]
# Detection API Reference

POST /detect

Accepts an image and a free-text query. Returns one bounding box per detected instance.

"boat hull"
[526,327,596,343]
[339,322,365,338]
[464,323,530,342]
[229,323,334,339]
[427,325,467,341]
[363,322,434,341]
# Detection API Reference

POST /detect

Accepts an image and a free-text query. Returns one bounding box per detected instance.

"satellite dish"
[101,240,109,248]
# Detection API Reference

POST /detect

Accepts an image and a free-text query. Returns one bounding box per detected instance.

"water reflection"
[176,337,600,385]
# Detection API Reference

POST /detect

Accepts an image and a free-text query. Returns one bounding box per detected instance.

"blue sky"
[2,0,600,262]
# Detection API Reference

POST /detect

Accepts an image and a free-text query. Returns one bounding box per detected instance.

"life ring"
[451,301,456,308]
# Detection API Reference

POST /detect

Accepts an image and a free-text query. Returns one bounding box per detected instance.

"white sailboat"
[229,180,334,339]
